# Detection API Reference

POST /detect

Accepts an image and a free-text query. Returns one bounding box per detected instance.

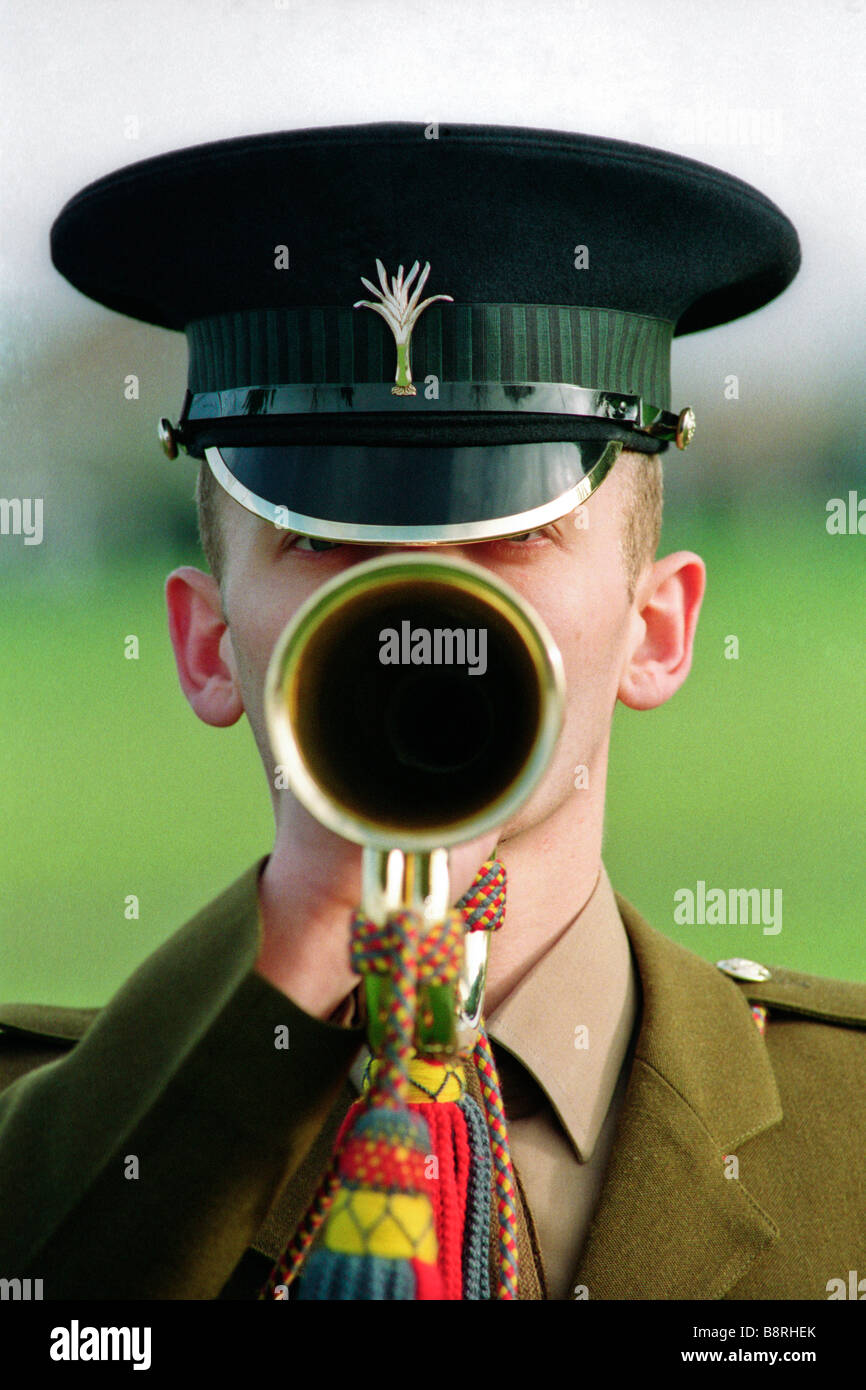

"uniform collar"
[615,890,782,1148]
[484,862,637,1163]
[570,892,783,1298]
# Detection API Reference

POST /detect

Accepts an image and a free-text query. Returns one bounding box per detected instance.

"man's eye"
[507,528,547,542]
[286,534,343,552]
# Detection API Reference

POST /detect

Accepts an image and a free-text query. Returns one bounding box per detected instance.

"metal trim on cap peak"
[202,439,624,544]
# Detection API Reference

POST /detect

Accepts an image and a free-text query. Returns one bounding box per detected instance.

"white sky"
[2,0,863,321]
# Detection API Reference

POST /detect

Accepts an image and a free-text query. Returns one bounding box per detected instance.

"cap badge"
[354,259,453,396]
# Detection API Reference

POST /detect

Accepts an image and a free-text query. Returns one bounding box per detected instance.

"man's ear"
[165,566,244,727]
[617,551,706,711]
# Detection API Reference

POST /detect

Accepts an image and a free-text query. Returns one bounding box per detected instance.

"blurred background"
[1,0,864,1003]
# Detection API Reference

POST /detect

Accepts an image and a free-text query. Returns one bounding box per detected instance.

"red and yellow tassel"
[259,859,517,1300]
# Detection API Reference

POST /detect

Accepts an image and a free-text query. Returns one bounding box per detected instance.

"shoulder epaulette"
[716,958,866,1028]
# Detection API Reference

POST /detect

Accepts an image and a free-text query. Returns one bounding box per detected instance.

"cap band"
[187,303,673,405]
[184,381,679,439]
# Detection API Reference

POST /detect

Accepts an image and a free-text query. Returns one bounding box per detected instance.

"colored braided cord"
[457,1091,492,1300]
[461,860,507,933]
[260,906,430,1296]
[259,1103,362,1296]
[462,860,518,1298]
[472,1021,520,1299]
[352,908,421,1109]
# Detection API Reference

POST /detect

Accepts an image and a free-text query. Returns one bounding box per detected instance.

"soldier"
[1,122,864,1301]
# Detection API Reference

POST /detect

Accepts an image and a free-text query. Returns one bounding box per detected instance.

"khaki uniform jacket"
[1,859,864,1300]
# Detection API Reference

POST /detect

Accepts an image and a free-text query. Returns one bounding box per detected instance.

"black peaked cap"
[49,122,801,542]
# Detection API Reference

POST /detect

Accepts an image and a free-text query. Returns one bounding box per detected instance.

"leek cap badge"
[354,259,453,395]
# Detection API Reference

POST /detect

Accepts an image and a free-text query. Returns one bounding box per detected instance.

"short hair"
[195,447,663,598]
[196,460,226,586]
[616,448,664,600]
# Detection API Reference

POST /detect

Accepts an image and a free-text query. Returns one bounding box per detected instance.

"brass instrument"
[264,552,565,1050]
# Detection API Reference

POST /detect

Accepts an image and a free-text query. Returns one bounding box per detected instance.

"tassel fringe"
[259,859,517,1300]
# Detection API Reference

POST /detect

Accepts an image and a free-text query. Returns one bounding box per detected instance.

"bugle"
[263,551,565,1050]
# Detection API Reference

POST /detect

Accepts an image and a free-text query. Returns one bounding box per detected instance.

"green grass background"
[1,501,864,1005]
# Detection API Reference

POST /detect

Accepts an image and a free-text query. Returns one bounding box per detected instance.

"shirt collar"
[485,861,638,1162]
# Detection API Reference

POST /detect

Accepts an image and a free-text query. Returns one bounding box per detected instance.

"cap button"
[158,417,179,460]
[676,406,696,449]
[716,957,772,982]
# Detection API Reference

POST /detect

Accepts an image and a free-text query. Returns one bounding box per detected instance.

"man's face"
[212,460,650,842]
